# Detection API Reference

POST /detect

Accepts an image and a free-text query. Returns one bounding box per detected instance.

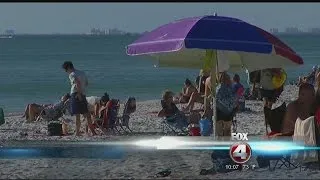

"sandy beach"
[1,85,319,179]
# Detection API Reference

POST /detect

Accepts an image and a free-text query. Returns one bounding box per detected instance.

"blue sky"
[0,3,318,34]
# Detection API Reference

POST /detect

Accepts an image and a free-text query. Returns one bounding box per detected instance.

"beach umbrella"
[125,15,304,137]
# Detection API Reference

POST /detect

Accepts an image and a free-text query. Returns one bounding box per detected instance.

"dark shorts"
[70,92,88,115]
[216,108,234,121]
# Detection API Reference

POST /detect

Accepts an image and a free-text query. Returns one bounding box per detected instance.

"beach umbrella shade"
[125,15,304,137]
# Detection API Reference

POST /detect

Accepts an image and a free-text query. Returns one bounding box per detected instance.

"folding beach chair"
[160,99,199,136]
[93,99,121,135]
[293,117,320,172]
[263,102,298,171]
[161,114,189,136]
[115,97,136,133]
[161,109,202,136]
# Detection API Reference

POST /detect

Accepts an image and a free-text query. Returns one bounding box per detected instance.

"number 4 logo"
[229,142,252,164]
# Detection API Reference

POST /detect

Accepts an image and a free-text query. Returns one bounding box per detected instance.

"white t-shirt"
[69,69,88,95]
[86,96,100,112]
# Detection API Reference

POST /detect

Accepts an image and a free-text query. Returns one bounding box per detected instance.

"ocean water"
[0,34,319,113]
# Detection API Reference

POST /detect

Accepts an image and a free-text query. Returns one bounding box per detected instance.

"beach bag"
[48,122,62,136]
[200,118,212,136]
[189,124,201,136]
[0,108,4,126]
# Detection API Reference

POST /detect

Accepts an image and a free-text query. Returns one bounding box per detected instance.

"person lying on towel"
[22,93,71,122]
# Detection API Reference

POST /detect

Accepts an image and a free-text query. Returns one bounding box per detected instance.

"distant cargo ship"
[0,35,13,39]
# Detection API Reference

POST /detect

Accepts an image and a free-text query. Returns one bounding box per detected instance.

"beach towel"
[292,116,318,163]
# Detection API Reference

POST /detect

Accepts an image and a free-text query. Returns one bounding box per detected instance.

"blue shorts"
[70,92,88,115]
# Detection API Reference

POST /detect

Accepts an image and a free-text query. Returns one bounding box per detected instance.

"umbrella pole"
[211,50,217,139]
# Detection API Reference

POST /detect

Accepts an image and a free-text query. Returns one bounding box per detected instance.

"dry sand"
[1,85,319,179]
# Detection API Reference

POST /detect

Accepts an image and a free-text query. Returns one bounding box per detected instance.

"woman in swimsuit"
[174,79,197,104]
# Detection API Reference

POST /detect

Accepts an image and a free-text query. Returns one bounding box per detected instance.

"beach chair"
[36,100,70,122]
[262,102,298,171]
[162,114,189,136]
[293,116,320,172]
[162,109,201,136]
[114,97,136,133]
[93,99,121,135]
[160,99,197,136]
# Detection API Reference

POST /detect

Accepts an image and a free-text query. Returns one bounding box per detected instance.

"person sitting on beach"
[298,65,318,86]
[89,97,119,130]
[257,83,316,168]
[173,78,197,104]
[158,90,188,129]
[22,93,71,122]
[86,92,110,119]
[182,74,213,112]
[215,72,237,137]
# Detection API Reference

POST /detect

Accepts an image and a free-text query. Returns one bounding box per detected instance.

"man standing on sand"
[62,61,96,136]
